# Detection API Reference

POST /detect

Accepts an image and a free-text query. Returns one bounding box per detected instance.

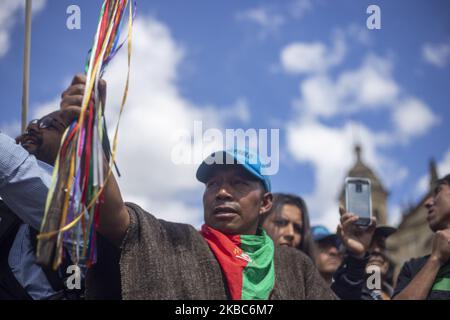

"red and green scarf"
[200,225,275,300]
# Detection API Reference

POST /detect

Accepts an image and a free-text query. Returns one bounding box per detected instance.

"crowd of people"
[0,74,449,300]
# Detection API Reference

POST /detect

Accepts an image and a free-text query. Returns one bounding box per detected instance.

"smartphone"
[345,177,372,226]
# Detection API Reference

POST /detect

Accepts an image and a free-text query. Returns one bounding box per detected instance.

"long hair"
[261,193,316,260]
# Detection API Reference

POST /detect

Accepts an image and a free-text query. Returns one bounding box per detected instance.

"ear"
[259,192,273,215]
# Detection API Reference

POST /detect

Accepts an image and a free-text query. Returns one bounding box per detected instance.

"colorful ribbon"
[37,0,135,270]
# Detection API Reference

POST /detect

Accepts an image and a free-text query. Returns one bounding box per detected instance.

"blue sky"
[1,0,449,229]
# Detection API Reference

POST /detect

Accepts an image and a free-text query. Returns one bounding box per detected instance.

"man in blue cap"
[195,149,272,236]
[82,147,336,300]
[312,225,343,284]
[59,76,335,300]
[0,75,334,301]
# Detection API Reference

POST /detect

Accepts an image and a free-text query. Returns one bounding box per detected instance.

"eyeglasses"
[27,117,66,132]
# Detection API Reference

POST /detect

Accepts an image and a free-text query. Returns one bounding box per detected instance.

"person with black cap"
[393,174,450,300]
[311,225,343,284]
[365,225,397,299]
[329,207,398,300]
[329,207,377,300]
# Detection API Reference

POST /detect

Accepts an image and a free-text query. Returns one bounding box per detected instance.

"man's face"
[262,204,303,248]
[366,235,389,277]
[203,165,272,235]
[16,111,67,165]
[315,240,342,276]
[425,182,450,232]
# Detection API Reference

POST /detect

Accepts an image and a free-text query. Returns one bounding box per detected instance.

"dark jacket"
[331,253,369,300]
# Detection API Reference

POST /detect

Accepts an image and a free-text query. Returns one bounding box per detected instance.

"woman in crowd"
[261,193,316,260]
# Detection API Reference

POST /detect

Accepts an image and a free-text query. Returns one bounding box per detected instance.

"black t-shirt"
[393,255,450,300]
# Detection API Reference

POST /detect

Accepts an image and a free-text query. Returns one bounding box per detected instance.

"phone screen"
[346,179,371,222]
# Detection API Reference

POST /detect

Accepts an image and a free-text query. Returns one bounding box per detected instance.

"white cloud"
[236,7,285,38]
[337,55,399,108]
[279,24,374,76]
[285,122,353,228]
[392,98,440,141]
[280,34,346,74]
[286,119,403,230]
[292,54,439,144]
[438,148,450,176]
[0,0,46,57]
[211,98,251,125]
[32,98,59,119]
[422,41,450,68]
[295,75,337,117]
[293,54,399,118]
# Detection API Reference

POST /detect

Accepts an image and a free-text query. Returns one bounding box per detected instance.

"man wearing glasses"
[0,97,88,299]
[17,114,69,165]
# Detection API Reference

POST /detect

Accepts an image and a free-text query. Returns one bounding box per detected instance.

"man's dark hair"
[260,193,316,260]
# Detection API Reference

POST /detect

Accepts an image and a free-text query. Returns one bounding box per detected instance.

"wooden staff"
[21,0,32,133]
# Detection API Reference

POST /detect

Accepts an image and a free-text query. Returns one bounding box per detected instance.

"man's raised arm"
[60,74,130,247]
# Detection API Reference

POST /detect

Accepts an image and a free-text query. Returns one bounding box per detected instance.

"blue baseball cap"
[311,225,339,246]
[196,148,271,192]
